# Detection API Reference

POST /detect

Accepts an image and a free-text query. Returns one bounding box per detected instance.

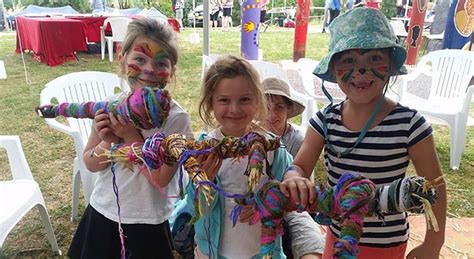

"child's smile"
[333,49,390,104]
[212,76,257,137]
[122,37,174,90]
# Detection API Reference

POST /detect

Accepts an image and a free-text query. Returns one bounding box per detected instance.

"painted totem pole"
[293,0,311,61]
[406,0,428,65]
[241,0,262,60]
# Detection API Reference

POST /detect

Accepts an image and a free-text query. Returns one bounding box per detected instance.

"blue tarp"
[137,7,167,18]
[442,0,471,49]
[16,5,80,16]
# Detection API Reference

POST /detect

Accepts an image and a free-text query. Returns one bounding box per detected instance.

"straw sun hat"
[262,77,305,118]
[313,7,408,83]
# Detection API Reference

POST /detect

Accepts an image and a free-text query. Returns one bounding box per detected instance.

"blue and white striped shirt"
[309,102,432,247]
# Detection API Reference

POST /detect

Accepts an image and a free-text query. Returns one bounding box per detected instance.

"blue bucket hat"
[313,8,407,83]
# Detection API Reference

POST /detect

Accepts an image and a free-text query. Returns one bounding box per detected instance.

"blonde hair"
[119,18,179,76]
[199,55,267,129]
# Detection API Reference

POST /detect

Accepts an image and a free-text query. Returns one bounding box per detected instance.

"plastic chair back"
[0,136,33,180]
[41,72,123,150]
[390,20,408,38]
[104,16,132,42]
[40,71,123,219]
[296,58,346,104]
[421,50,474,101]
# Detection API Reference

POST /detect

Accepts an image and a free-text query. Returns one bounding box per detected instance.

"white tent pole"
[203,0,210,55]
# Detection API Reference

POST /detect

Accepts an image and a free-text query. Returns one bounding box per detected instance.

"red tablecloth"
[128,15,181,32]
[167,18,180,32]
[16,16,88,66]
[66,16,108,43]
[68,16,180,42]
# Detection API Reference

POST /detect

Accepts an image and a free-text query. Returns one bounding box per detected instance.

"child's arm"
[142,164,180,188]
[406,135,446,258]
[83,109,121,172]
[280,129,325,207]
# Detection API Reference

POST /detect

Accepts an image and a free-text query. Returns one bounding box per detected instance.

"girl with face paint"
[280,8,446,259]
[68,18,193,259]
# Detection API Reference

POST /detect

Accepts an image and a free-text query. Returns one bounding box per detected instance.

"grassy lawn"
[0,28,473,257]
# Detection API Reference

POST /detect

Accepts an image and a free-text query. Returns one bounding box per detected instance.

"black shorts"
[223,7,232,17]
[210,11,219,21]
[260,10,267,23]
[68,205,174,259]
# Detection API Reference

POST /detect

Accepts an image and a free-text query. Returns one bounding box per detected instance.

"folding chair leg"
[71,159,81,221]
[36,204,62,255]
[450,121,466,170]
[101,41,106,60]
[80,170,96,206]
[108,40,114,62]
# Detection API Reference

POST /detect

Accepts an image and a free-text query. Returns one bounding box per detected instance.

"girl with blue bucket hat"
[280,7,446,259]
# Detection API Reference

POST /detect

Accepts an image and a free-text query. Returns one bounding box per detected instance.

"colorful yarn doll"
[36,87,171,130]
[232,172,442,259]
[103,131,281,218]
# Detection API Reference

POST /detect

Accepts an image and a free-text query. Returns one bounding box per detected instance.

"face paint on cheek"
[337,68,354,82]
[127,64,142,84]
[370,66,388,81]
[133,42,172,89]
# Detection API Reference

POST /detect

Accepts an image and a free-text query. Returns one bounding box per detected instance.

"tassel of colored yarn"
[108,145,127,259]
[35,87,171,130]
[242,132,281,192]
[232,172,375,258]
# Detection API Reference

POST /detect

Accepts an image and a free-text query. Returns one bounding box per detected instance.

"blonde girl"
[188,55,293,258]
[68,18,193,259]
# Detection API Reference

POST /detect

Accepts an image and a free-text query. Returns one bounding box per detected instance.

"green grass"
[0,28,473,257]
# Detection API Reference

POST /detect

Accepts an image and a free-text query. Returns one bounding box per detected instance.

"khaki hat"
[262,77,306,118]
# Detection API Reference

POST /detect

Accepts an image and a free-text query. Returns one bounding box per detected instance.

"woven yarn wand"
[35,87,171,130]
[104,131,281,220]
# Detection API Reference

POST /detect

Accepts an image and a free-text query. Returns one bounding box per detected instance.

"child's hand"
[280,172,315,208]
[196,153,222,181]
[239,204,258,224]
[107,113,142,144]
[94,109,120,144]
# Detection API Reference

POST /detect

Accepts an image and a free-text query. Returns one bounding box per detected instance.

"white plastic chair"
[40,71,124,220]
[248,60,314,128]
[294,58,346,106]
[201,54,220,80]
[398,49,474,169]
[422,31,445,54]
[390,20,408,44]
[0,136,61,255]
[100,17,132,62]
